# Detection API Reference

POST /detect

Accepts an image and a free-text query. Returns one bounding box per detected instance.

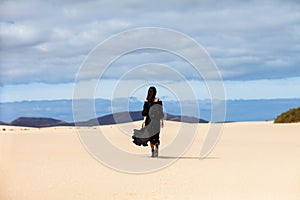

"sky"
[0,0,300,102]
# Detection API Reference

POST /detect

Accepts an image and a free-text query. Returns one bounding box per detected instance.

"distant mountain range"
[0,98,299,123]
[0,121,8,125]
[6,117,67,127]
[0,111,208,128]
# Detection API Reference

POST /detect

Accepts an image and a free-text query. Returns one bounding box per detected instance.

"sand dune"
[0,121,299,200]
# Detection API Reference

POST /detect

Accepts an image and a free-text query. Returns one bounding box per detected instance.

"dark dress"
[132,100,163,146]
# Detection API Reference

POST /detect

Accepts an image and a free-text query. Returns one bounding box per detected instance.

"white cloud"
[0,0,299,86]
[0,22,41,48]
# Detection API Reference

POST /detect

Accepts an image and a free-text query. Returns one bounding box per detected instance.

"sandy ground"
[0,121,299,200]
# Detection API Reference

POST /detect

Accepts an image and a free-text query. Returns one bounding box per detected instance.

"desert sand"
[0,121,299,200]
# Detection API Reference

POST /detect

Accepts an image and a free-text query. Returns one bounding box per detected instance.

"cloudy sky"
[0,0,300,102]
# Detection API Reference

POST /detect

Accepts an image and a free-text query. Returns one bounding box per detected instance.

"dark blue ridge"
[1,111,208,128]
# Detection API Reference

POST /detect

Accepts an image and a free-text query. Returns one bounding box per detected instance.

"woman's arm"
[142,116,146,128]
[142,101,149,128]
[142,101,149,116]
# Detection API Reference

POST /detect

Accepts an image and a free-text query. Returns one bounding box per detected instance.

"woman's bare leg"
[150,142,155,150]
[150,142,155,157]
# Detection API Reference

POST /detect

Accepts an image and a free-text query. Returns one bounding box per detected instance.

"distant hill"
[0,121,8,125]
[274,107,300,123]
[74,111,143,126]
[0,111,208,128]
[10,117,68,128]
[74,112,208,126]
[165,113,208,123]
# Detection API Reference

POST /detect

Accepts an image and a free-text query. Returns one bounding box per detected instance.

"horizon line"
[1,97,300,104]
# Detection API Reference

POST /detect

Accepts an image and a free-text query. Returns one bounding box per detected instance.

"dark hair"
[146,86,157,102]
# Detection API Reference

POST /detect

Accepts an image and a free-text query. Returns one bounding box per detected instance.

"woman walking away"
[132,86,164,157]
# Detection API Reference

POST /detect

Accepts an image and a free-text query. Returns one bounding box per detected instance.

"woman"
[132,86,164,157]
